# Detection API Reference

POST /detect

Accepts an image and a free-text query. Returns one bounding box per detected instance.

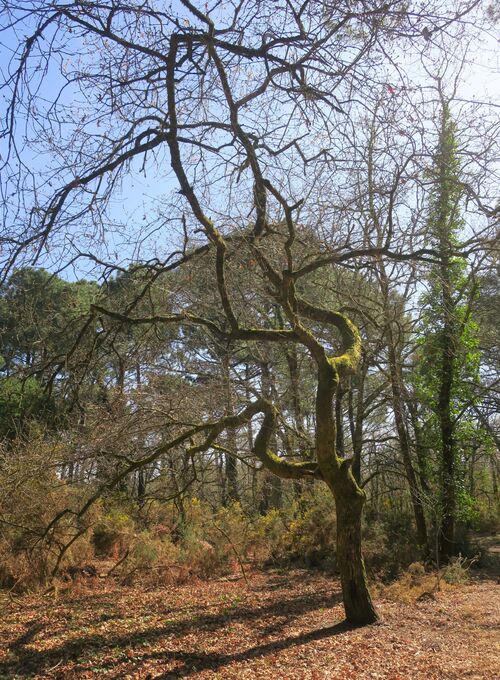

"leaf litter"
[0,569,498,679]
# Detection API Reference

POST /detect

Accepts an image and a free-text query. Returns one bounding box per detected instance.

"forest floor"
[0,569,498,680]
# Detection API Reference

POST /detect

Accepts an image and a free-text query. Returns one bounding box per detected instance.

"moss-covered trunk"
[277,292,378,625]
[331,468,378,625]
[310,336,378,626]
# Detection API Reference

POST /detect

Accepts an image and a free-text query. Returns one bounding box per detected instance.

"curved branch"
[90,304,299,344]
[253,401,322,480]
[296,299,362,377]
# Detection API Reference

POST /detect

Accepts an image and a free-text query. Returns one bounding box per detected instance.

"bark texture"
[334,469,378,625]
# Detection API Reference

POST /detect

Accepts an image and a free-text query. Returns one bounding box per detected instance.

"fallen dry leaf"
[0,570,498,679]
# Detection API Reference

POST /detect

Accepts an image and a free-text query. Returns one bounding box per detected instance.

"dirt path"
[0,570,498,679]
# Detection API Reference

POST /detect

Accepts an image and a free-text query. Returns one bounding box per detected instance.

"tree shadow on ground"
[250,569,332,591]
[2,584,344,677]
[151,621,355,678]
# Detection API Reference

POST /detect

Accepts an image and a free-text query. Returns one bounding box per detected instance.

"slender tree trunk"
[224,443,239,505]
[222,353,239,505]
[135,364,147,507]
[378,263,429,556]
[285,346,309,500]
[468,444,477,498]
[438,263,457,562]
[491,456,499,506]
[439,420,456,560]
[368,115,429,557]
[259,361,282,510]
[217,450,227,506]
[408,402,431,497]
[387,341,429,555]
[137,468,146,508]
[347,361,367,486]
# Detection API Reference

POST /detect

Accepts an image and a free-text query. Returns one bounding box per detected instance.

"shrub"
[118,531,181,586]
[442,554,477,584]
[375,562,442,603]
[0,432,100,591]
[363,508,420,579]
[175,500,254,578]
[286,488,337,568]
[93,508,135,557]
[254,508,290,562]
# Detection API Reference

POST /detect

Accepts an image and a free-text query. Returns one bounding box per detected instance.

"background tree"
[414,95,481,561]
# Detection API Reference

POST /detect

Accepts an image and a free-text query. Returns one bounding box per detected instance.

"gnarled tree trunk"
[333,468,378,625]
[310,325,379,626]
